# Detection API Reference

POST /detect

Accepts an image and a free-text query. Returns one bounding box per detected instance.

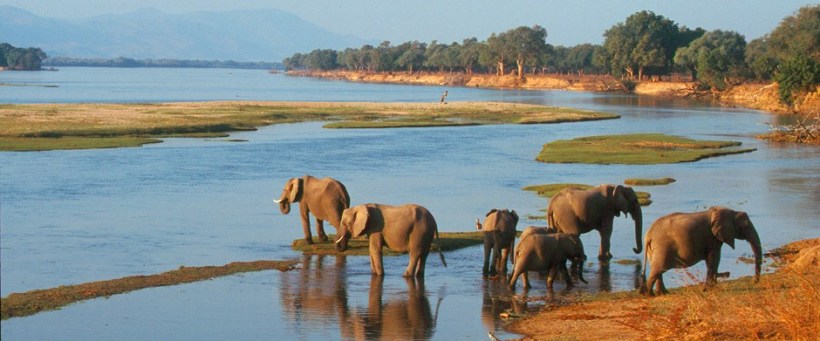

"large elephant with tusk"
[274,175,350,244]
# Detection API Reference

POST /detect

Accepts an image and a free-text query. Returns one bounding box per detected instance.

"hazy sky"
[6,0,816,46]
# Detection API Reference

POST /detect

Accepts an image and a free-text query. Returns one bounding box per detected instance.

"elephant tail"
[639,239,650,294]
[435,227,447,268]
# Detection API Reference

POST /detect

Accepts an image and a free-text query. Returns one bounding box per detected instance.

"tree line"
[0,43,47,70]
[43,57,280,70]
[284,6,819,106]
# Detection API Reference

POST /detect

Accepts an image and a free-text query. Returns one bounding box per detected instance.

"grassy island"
[523,183,653,206]
[0,101,618,151]
[0,260,297,320]
[536,133,756,165]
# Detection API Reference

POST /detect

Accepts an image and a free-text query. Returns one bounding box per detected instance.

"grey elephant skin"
[509,232,587,290]
[547,184,643,260]
[335,203,447,277]
[639,206,762,296]
[275,175,350,244]
[477,209,519,276]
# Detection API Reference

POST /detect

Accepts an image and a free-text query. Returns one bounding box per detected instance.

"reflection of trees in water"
[278,254,438,340]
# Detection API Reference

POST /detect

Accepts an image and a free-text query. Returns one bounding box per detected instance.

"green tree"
[675,30,746,89]
[775,55,820,105]
[306,49,338,70]
[603,11,682,80]
[485,33,508,76]
[498,25,549,80]
[395,41,426,73]
[458,38,482,75]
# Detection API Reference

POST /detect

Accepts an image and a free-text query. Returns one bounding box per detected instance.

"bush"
[775,56,820,106]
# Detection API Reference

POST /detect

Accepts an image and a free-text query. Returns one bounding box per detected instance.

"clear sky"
[5,0,817,46]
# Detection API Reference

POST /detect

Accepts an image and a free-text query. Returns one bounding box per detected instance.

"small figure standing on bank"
[440,89,448,104]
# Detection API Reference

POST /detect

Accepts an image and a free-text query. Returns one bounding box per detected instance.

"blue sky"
[6,0,816,46]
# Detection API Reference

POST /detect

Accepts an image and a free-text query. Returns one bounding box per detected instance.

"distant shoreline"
[42,57,282,70]
[287,70,819,117]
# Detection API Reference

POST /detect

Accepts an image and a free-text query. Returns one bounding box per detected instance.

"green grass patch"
[0,260,297,320]
[0,101,617,151]
[292,231,484,256]
[624,177,676,186]
[536,133,756,165]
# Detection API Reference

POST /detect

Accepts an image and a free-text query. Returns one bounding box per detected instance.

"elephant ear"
[710,207,737,249]
[351,206,370,238]
[287,178,303,203]
[510,210,519,224]
[485,208,498,217]
[612,185,631,217]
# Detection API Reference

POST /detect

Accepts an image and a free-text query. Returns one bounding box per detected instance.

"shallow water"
[1,68,819,340]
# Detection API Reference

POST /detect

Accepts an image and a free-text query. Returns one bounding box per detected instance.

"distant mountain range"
[0,6,371,62]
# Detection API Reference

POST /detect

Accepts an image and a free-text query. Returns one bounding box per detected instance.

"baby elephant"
[477,209,519,276]
[509,233,587,290]
[519,226,558,240]
[640,206,762,296]
[334,203,447,278]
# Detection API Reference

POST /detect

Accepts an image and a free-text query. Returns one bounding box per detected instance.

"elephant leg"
[508,266,521,289]
[370,237,384,276]
[300,208,313,244]
[704,250,721,289]
[414,251,430,278]
[546,267,555,289]
[500,248,510,275]
[315,218,328,242]
[560,262,573,287]
[644,269,660,296]
[522,272,531,289]
[658,276,669,295]
[483,234,494,275]
[404,251,420,278]
[598,227,613,260]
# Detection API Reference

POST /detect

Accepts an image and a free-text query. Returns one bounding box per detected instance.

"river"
[1,67,818,340]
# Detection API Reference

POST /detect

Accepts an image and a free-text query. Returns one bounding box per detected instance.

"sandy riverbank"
[504,238,819,340]
[288,70,819,116]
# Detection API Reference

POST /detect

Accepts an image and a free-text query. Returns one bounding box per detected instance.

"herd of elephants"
[274,175,763,296]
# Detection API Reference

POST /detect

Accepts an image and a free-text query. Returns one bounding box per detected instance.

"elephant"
[509,232,587,290]
[519,225,557,240]
[334,203,447,277]
[639,206,762,296]
[274,175,350,244]
[476,209,519,276]
[547,184,643,260]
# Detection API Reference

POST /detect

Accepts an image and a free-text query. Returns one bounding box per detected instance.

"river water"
[1,68,818,340]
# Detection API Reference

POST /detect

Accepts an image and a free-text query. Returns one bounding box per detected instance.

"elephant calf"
[640,206,762,296]
[335,203,447,278]
[274,175,350,244]
[509,233,587,290]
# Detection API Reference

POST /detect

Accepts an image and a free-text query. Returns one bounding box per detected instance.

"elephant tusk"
[273,198,282,203]
[335,235,345,244]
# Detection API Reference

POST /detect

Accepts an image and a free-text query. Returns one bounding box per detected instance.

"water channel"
[1,68,818,340]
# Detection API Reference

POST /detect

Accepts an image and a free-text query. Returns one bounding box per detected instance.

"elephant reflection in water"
[480,279,528,331]
[340,276,439,340]
[279,254,350,326]
[279,255,439,340]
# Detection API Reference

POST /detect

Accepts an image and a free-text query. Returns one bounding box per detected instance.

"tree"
[458,38,482,75]
[675,30,746,89]
[485,33,508,76]
[306,49,338,70]
[603,11,682,80]
[775,55,820,105]
[395,41,426,73]
[498,25,549,80]
[0,43,47,70]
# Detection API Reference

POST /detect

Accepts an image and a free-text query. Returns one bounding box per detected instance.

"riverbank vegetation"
[535,133,756,165]
[284,6,818,114]
[506,238,820,340]
[42,56,280,70]
[0,260,298,320]
[0,101,618,151]
[292,232,484,256]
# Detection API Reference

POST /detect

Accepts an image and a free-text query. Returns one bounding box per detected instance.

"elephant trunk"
[632,206,643,254]
[747,226,762,283]
[275,195,291,215]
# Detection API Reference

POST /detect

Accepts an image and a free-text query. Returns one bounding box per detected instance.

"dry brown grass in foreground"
[507,238,819,340]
